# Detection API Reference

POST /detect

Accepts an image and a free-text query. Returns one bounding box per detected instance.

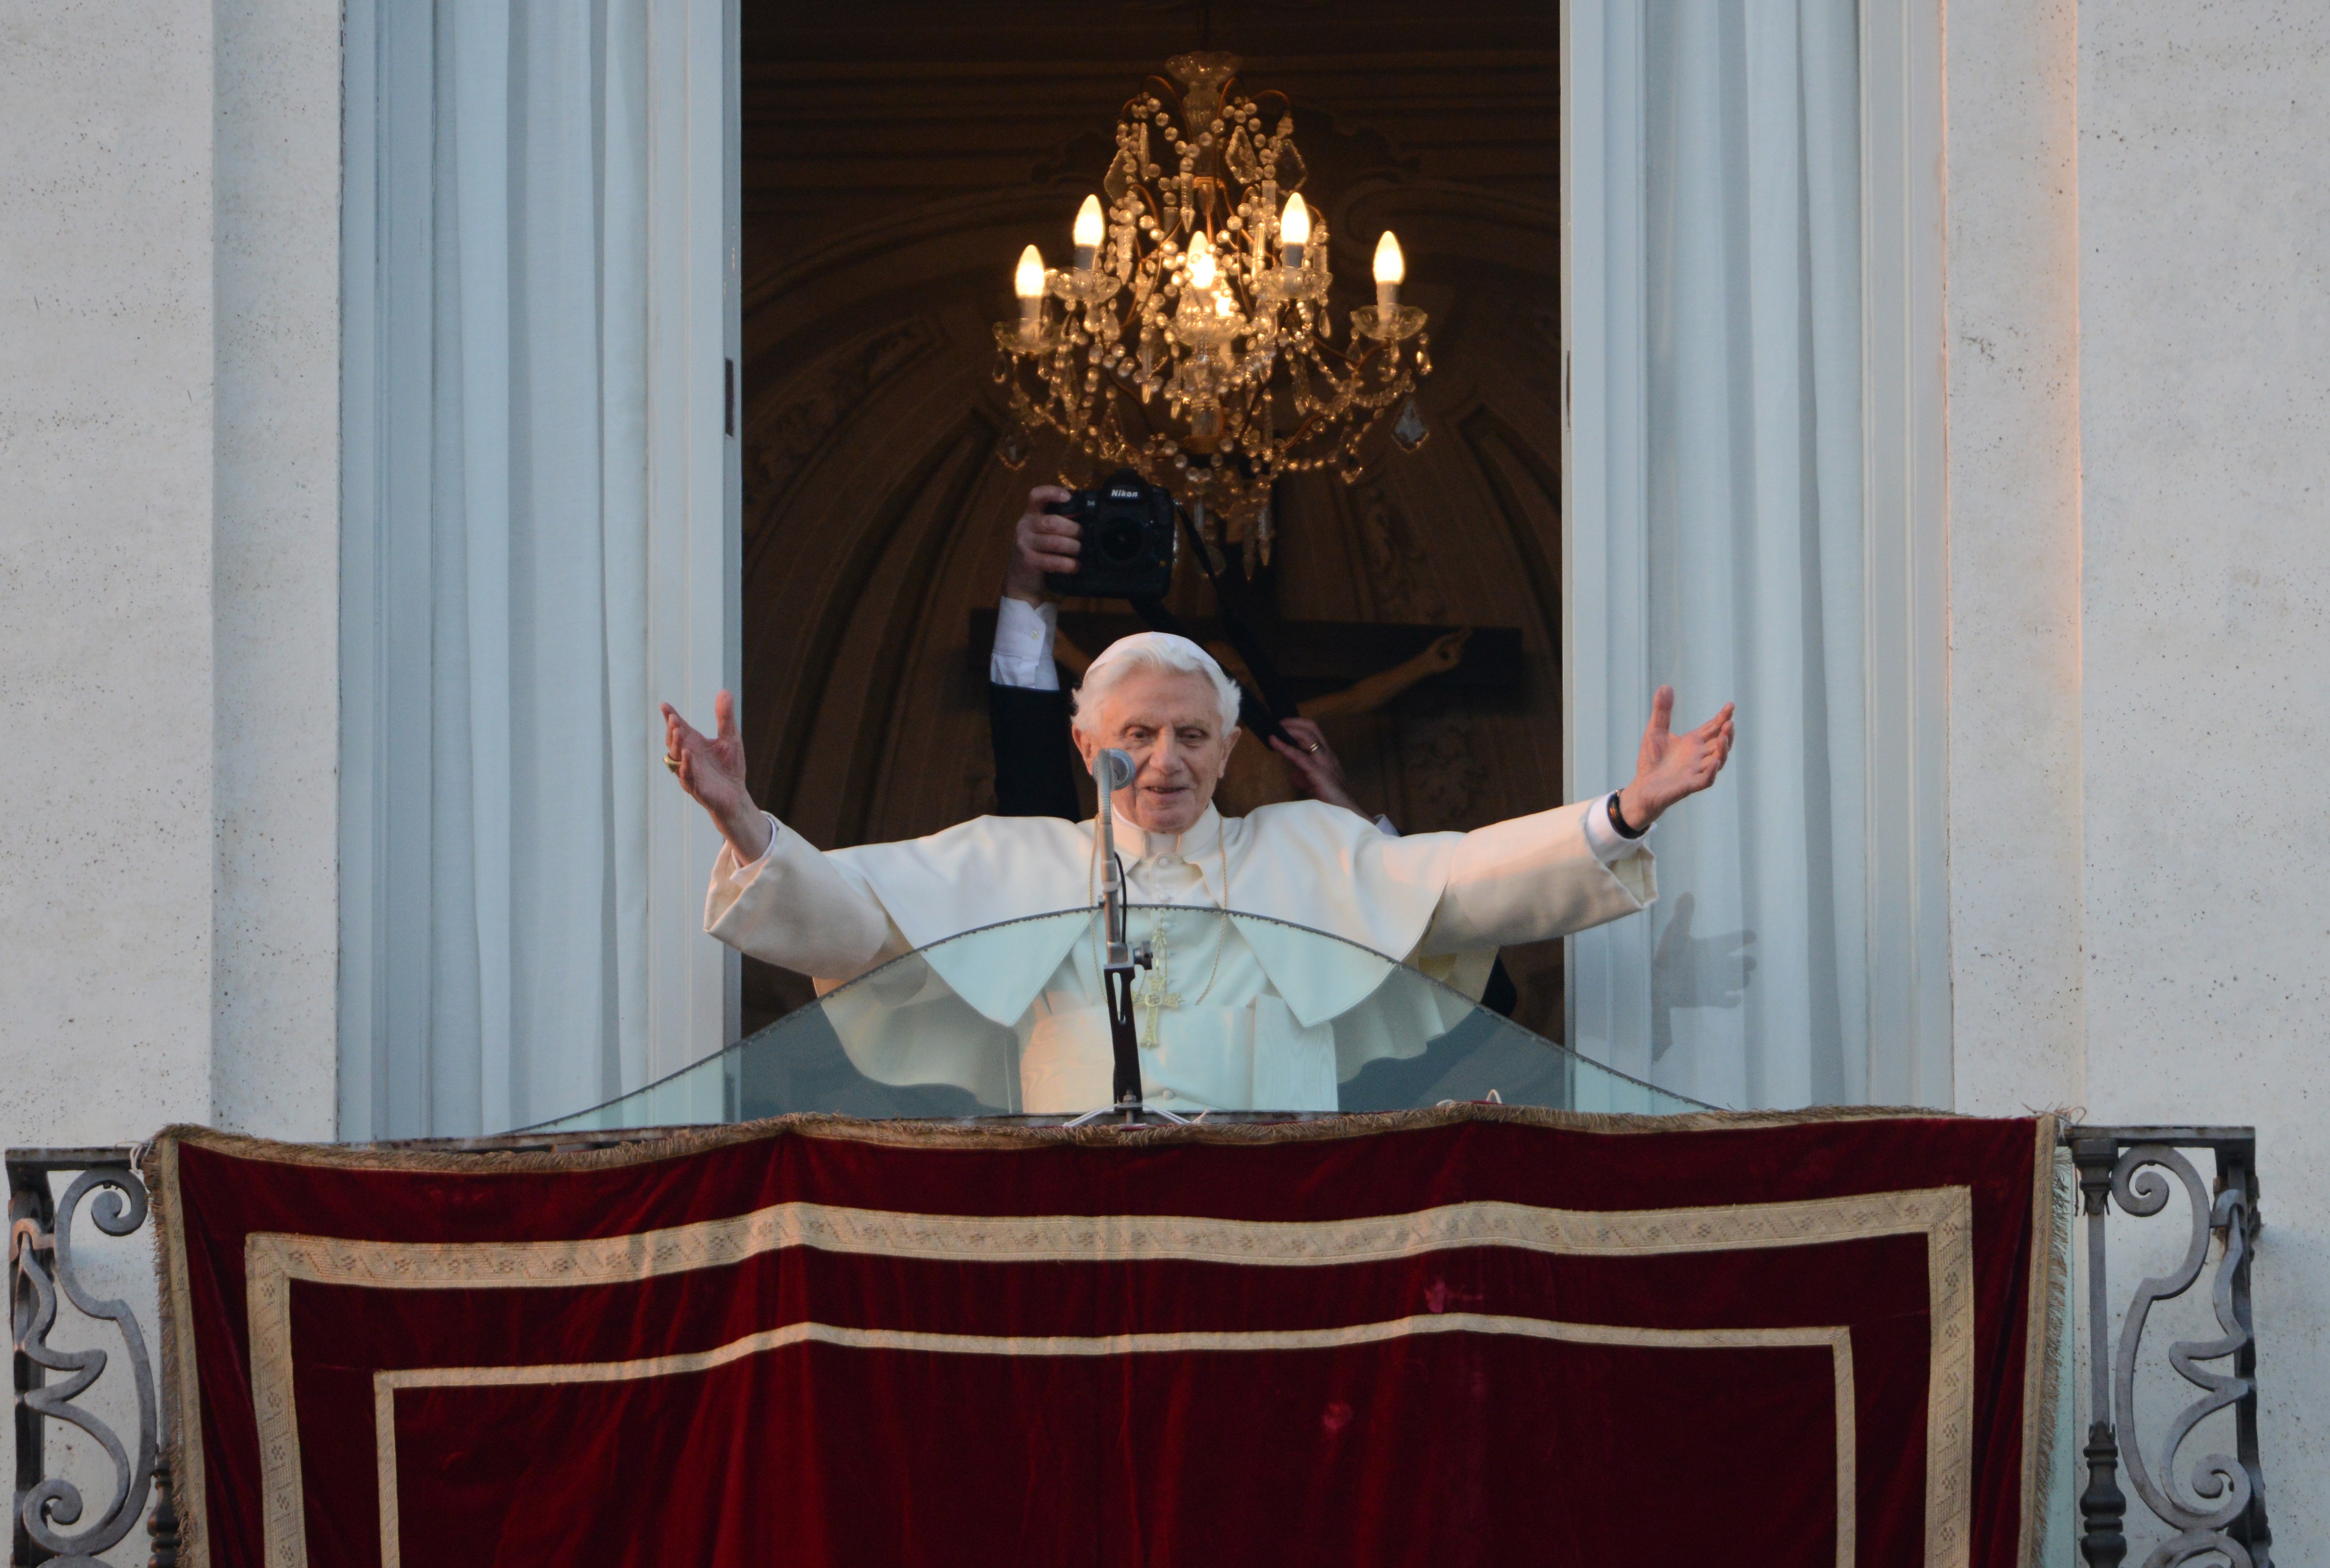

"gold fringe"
[146,1100,1969,1178]
[2020,1129,2077,1567]
[139,1135,210,1568]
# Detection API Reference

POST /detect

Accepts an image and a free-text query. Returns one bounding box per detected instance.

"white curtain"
[347,0,661,1137]
[1633,0,1867,1108]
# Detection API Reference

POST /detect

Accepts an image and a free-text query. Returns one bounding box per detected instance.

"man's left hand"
[1618,686,1735,830]
[1271,718,1369,818]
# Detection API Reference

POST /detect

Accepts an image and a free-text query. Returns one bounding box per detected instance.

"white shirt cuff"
[1373,814,1399,837]
[728,812,783,882]
[1582,792,1649,865]
[989,596,1060,691]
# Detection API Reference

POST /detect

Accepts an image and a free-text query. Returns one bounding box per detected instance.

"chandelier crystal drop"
[993,52,1432,567]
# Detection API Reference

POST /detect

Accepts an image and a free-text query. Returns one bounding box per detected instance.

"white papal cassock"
[704,797,1654,1114]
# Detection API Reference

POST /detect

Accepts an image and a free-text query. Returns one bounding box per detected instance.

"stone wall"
[0,0,340,1525]
[0,0,222,1161]
[1946,0,2329,1554]
[2078,3,2330,1552]
[0,0,340,1155]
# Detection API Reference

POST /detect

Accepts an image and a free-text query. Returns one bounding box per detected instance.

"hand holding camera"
[1004,485,1081,604]
[1003,472,1180,604]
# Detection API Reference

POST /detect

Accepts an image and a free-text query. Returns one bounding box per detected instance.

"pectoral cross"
[1134,925,1182,1045]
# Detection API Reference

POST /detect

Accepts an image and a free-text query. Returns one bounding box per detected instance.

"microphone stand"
[1064,748,1187,1128]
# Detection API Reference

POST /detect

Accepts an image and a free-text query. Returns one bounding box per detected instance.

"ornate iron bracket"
[2071,1126,2270,1568]
[8,1147,173,1568]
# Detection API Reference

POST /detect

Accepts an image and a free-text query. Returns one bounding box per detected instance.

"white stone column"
[1943,0,2089,1117]
[213,0,343,1139]
[0,0,222,1154]
[0,0,341,1510]
[0,0,340,1157]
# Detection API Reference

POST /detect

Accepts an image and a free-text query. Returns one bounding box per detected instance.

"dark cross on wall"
[966,607,1527,706]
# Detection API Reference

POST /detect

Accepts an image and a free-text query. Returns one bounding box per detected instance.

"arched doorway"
[740,3,1564,1033]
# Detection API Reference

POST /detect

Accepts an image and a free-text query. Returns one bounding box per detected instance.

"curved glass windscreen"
[532,908,1708,1131]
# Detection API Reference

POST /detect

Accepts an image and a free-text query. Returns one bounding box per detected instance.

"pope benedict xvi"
[662,632,1733,1114]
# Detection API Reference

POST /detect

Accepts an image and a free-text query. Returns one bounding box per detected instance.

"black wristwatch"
[1606,790,1646,839]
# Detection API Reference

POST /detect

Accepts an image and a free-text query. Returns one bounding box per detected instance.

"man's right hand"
[662,690,772,864]
[1004,484,1081,603]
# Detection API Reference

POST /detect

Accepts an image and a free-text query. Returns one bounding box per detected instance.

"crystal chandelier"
[993,52,1431,567]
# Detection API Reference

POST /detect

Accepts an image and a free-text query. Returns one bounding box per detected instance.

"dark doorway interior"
[738,1,1564,1035]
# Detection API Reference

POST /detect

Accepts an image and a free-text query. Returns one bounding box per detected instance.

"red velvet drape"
[153,1108,2054,1567]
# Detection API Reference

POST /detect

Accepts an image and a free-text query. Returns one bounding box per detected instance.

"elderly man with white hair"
[662,627,1732,1114]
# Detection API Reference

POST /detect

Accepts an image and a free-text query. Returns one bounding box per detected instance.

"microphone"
[1091,745,1148,1115]
[1094,747,1135,963]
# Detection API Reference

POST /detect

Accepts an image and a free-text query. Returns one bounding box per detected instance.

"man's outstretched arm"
[663,691,893,979]
[1419,688,1736,953]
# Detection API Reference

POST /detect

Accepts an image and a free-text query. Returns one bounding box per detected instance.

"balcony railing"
[2070,1128,2269,1568]
[9,1124,2270,1567]
[8,1149,174,1568]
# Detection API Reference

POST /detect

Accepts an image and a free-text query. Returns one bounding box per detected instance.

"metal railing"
[2070,1127,2270,1568]
[8,1126,2270,1567]
[8,1150,175,1568]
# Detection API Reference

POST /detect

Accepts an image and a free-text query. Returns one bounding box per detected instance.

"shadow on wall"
[1651,892,1758,1061]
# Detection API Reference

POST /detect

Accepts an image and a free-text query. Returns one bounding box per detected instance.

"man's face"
[1073,667,1240,834]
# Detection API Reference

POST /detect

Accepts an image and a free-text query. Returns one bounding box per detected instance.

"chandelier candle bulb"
[1015,245,1046,330]
[1281,194,1309,270]
[1073,196,1104,272]
[1187,230,1217,292]
[1374,230,1405,314]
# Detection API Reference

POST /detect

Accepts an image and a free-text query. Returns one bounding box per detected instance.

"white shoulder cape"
[824,801,1465,1029]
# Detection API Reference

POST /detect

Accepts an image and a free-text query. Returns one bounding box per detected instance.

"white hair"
[1071,631,1243,738]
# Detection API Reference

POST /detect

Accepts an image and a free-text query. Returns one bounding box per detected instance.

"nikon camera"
[1042,469,1178,600]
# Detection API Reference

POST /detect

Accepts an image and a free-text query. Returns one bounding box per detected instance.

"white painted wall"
[1948,0,2328,1555]
[0,0,339,1529]
[1,0,217,1535]
[0,0,339,1150]
[0,0,220,1154]
[2077,3,2330,1553]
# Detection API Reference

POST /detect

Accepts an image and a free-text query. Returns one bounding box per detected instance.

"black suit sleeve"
[988,681,1084,822]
